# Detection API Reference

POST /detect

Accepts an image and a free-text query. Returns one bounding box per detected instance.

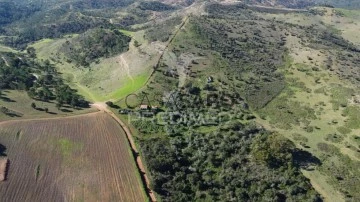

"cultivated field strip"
[0,112,146,202]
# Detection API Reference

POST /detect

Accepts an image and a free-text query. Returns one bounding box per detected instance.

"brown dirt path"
[92,103,157,202]
[0,158,8,182]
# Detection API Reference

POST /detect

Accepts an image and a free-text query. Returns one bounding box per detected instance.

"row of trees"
[0,51,89,109]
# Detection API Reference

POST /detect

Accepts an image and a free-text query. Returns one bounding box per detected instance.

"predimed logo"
[124,90,248,125]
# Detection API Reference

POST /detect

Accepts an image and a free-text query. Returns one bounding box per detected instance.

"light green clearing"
[57,138,83,158]
[30,36,151,102]
[118,29,134,37]
[106,74,149,101]
[75,73,149,102]
[335,8,360,19]
[63,70,149,102]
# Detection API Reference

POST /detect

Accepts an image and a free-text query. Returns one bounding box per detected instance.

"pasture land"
[261,7,360,45]
[30,30,164,102]
[0,112,147,202]
[0,90,96,121]
[256,9,360,200]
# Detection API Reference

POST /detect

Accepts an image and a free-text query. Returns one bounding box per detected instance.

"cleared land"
[0,112,147,202]
[29,30,165,102]
[0,158,8,181]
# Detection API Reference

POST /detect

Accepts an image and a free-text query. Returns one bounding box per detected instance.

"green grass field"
[119,29,134,37]
[106,74,149,101]
[335,8,360,19]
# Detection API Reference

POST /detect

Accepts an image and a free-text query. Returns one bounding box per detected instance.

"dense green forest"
[138,1,175,11]
[0,0,136,49]
[0,2,40,27]
[141,124,321,201]
[0,0,184,49]
[61,28,131,67]
[137,88,322,201]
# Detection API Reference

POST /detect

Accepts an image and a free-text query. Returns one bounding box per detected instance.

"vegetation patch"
[61,28,131,67]
[324,133,344,143]
[129,5,323,201]
[343,106,360,129]
[259,91,316,129]
[336,126,351,135]
[138,1,175,11]
[329,84,354,110]
[145,16,183,42]
[57,138,83,158]
[317,142,360,201]
[106,74,149,101]
[0,51,89,110]
[140,128,321,201]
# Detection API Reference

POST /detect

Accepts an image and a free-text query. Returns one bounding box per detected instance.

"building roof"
[140,105,148,109]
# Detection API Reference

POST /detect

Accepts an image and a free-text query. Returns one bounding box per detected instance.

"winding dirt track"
[118,54,135,83]
[92,103,157,202]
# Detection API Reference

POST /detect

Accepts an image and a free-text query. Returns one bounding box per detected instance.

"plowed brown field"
[0,111,147,202]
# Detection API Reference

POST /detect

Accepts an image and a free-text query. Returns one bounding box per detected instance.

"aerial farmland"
[0,112,146,202]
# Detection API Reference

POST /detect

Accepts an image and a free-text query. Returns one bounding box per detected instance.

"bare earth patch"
[0,112,146,202]
[0,158,8,182]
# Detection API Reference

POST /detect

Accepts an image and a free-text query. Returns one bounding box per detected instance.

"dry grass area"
[0,112,146,202]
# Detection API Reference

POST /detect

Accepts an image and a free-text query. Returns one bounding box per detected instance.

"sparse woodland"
[0,51,89,109]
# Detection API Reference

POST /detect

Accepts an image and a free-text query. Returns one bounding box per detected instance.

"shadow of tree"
[61,109,73,113]
[292,148,321,169]
[0,144,7,156]
[0,96,16,102]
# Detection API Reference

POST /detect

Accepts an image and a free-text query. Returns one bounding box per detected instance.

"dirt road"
[92,103,157,202]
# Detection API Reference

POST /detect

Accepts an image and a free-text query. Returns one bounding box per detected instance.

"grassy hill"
[60,28,131,67]
[108,3,360,201]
